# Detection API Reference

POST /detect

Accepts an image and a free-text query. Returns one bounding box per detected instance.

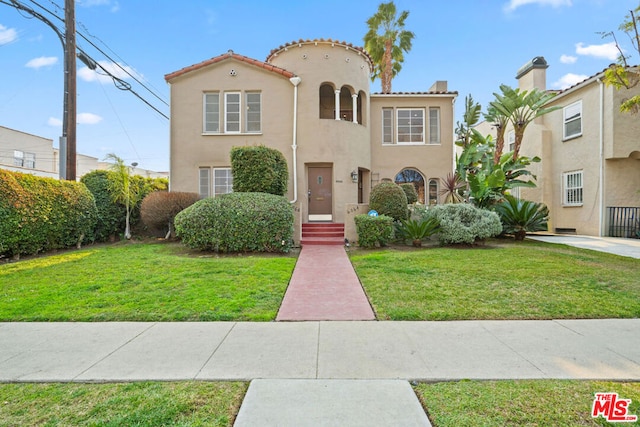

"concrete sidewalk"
[2,319,639,382]
[528,234,640,259]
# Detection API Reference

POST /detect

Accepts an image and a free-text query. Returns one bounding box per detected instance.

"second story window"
[204,91,261,134]
[397,108,424,144]
[246,92,261,133]
[563,100,582,140]
[225,92,241,133]
[204,93,220,133]
[382,108,393,144]
[428,107,440,144]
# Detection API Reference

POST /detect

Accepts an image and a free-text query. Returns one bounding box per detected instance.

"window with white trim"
[428,108,440,144]
[199,168,211,198]
[225,92,241,133]
[563,170,583,206]
[507,130,515,152]
[13,150,24,167]
[214,168,233,196]
[204,93,220,133]
[563,101,582,139]
[246,92,261,133]
[428,179,439,205]
[382,108,393,144]
[397,108,424,144]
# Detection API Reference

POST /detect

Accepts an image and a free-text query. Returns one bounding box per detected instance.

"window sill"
[382,142,426,146]
[563,133,582,142]
[202,132,263,136]
[562,203,583,208]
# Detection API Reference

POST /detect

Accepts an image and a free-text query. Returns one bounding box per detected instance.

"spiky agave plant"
[494,195,549,240]
[396,217,440,247]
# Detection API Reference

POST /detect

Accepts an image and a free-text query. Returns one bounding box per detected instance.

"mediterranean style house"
[0,125,167,180]
[477,57,640,238]
[165,39,457,244]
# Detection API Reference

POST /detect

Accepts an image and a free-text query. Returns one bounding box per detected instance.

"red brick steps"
[301,223,344,246]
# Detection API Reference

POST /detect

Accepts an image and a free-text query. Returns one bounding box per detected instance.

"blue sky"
[0,0,637,172]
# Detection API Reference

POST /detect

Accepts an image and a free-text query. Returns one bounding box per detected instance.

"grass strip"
[351,240,640,320]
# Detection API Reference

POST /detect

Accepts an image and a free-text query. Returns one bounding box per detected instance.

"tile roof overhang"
[371,91,458,96]
[164,50,295,82]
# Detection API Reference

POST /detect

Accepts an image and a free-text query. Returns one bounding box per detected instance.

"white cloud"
[575,42,620,61]
[553,73,589,89]
[560,54,577,64]
[0,24,18,45]
[48,117,62,127]
[78,61,142,84]
[504,0,571,12]
[77,113,103,125]
[25,56,58,69]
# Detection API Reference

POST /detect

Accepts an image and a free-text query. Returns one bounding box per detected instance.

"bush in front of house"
[0,169,97,258]
[81,170,168,241]
[399,183,418,204]
[424,203,502,245]
[354,214,395,248]
[230,145,288,196]
[369,182,409,221]
[141,191,200,238]
[174,192,294,253]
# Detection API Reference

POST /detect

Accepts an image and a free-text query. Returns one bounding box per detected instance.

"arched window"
[340,86,353,121]
[358,90,366,125]
[394,168,426,204]
[319,84,335,119]
[428,179,439,205]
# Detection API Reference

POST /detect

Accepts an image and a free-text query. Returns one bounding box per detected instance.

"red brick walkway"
[276,245,376,321]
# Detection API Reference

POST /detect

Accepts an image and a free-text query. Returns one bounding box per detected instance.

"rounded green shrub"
[369,182,409,221]
[231,145,288,196]
[174,192,293,253]
[425,203,502,245]
[399,183,418,204]
[354,214,394,248]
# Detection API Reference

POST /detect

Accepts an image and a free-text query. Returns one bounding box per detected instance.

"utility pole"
[63,0,77,181]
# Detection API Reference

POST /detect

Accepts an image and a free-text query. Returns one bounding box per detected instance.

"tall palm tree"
[489,84,559,160]
[484,104,509,165]
[364,1,415,94]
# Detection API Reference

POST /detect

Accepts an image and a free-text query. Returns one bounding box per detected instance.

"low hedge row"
[354,214,394,248]
[0,170,97,257]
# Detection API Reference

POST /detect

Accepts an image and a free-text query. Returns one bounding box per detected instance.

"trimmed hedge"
[81,170,168,241]
[174,192,293,253]
[424,203,502,245]
[400,183,418,204]
[369,182,409,221]
[141,191,200,238]
[0,170,97,257]
[231,145,288,196]
[354,214,394,248]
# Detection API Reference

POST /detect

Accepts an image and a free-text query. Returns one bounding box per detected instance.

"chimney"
[428,80,448,92]
[515,56,548,91]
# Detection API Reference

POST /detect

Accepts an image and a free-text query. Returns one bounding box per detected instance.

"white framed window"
[563,170,583,206]
[428,179,439,205]
[382,108,393,144]
[225,92,241,133]
[245,92,261,133]
[24,152,35,169]
[428,108,440,144]
[199,168,211,198]
[13,150,24,167]
[214,168,233,196]
[397,108,424,144]
[563,100,582,139]
[203,93,220,133]
[507,130,516,152]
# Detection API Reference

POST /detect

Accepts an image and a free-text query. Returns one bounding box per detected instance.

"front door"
[308,166,332,221]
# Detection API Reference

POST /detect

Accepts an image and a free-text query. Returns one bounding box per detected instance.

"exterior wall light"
[351,170,358,183]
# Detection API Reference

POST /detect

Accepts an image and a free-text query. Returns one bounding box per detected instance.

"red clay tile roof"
[165,50,295,82]
[266,38,373,70]
[372,91,458,96]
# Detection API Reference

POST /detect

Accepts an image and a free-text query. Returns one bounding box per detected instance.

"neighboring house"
[479,57,640,238]
[165,39,457,244]
[0,125,168,180]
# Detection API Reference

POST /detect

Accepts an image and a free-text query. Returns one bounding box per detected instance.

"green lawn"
[350,239,640,320]
[0,382,247,426]
[0,242,296,321]
[416,380,640,426]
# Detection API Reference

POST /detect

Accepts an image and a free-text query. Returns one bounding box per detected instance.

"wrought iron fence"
[606,207,640,238]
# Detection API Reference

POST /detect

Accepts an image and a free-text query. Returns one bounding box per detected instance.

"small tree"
[104,153,141,240]
[230,145,288,196]
[141,191,200,239]
[369,181,409,220]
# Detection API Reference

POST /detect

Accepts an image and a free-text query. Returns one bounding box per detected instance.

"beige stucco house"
[165,39,457,244]
[479,57,640,238]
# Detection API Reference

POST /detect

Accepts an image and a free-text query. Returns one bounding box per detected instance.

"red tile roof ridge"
[165,50,295,81]
[266,38,373,66]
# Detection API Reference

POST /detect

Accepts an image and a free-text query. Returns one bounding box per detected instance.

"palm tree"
[364,1,415,94]
[104,153,139,240]
[484,104,509,165]
[489,84,559,160]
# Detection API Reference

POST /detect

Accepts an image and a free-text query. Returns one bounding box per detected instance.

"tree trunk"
[125,209,131,240]
[382,39,393,93]
[494,128,505,164]
[513,126,526,161]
